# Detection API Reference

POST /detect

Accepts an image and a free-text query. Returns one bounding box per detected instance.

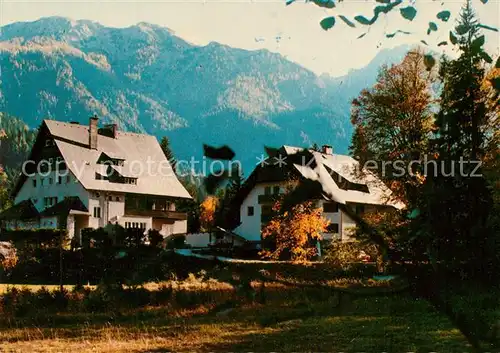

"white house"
[0,116,192,242]
[231,145,405,245]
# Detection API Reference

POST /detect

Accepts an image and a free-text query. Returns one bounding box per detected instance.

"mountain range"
[0,17,410,171]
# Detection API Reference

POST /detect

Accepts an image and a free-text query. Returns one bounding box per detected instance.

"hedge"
[0,229,68,249]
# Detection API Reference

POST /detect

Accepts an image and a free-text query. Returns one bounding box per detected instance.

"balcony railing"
[124,208,187,220]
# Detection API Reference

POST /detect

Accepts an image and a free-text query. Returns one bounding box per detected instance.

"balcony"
[124,208,187,220]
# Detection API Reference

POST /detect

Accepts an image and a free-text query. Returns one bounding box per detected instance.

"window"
[49,178,53,185]
[248,206,254,216]
[44,139,54,147]
[49,157,54,165]
[93,207,101,218]
[115,196,120,202]
[40,178,44,186]
[326,223,340,234]
[124,178,137,185]
[58,176,62,184]
[273,186,280,195]
[108,196,113,201]
[32,179,37,188]
[43,197,58,208]
[323,202,339,213]
[264,186,271,195]
[95,193,100,198]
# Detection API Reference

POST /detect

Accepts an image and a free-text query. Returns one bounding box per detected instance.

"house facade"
[0,116,191,242]
[232,145,404,244]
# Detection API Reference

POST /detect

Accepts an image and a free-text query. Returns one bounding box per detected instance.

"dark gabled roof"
[39,197,88,217]
[0,200,39,221]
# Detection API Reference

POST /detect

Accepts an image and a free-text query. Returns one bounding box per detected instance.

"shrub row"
[2,249,210,284]
[0,229,67,248]
[0,283,235,317]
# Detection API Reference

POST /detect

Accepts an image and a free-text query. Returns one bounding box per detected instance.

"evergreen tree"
[159,136,177,173]
[214,171,245,230]
[0,113,36,192]
[434,0,489,160]
[420,0,493,269]
[176,173,206,233]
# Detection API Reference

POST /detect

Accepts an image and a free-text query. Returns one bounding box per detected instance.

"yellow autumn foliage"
[200,196,218,232]
[261,201,330,262]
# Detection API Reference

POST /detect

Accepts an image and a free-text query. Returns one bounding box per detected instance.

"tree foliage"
[293,0,498,92]
[199,196,219,232]
[261,200,329,262]
[159,136,177,173]
[0,113,36,201]
[413,2,495,269]
[0,241,18,271]
[215,171,244,230]
[350,49,434,204]
[0,166,11,212]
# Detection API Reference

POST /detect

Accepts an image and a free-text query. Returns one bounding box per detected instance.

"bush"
[323,240,380,271]
[123,228,147,248]
[0,229,68,249]
[82,228,113,249]
[3,245,215,285]
[148,229,164,248]
[0,241,18,280]
[165,234,189,249]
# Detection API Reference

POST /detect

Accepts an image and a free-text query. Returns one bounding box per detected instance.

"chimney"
[321,145,333,155]
[107,123,117,139]
[89,115,98,150]
[98,123,118,139]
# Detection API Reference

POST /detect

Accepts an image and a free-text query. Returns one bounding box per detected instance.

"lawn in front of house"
[0,284,472,352]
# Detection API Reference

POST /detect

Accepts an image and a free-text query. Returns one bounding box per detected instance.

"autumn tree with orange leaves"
[261,200,329,262]
[350,49,435,206]
[199,196,219,232]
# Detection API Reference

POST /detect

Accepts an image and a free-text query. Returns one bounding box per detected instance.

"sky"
[1,0,499,77]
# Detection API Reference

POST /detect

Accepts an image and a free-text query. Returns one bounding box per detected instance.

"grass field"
[0,281,473,352]
[0,284,79,294]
